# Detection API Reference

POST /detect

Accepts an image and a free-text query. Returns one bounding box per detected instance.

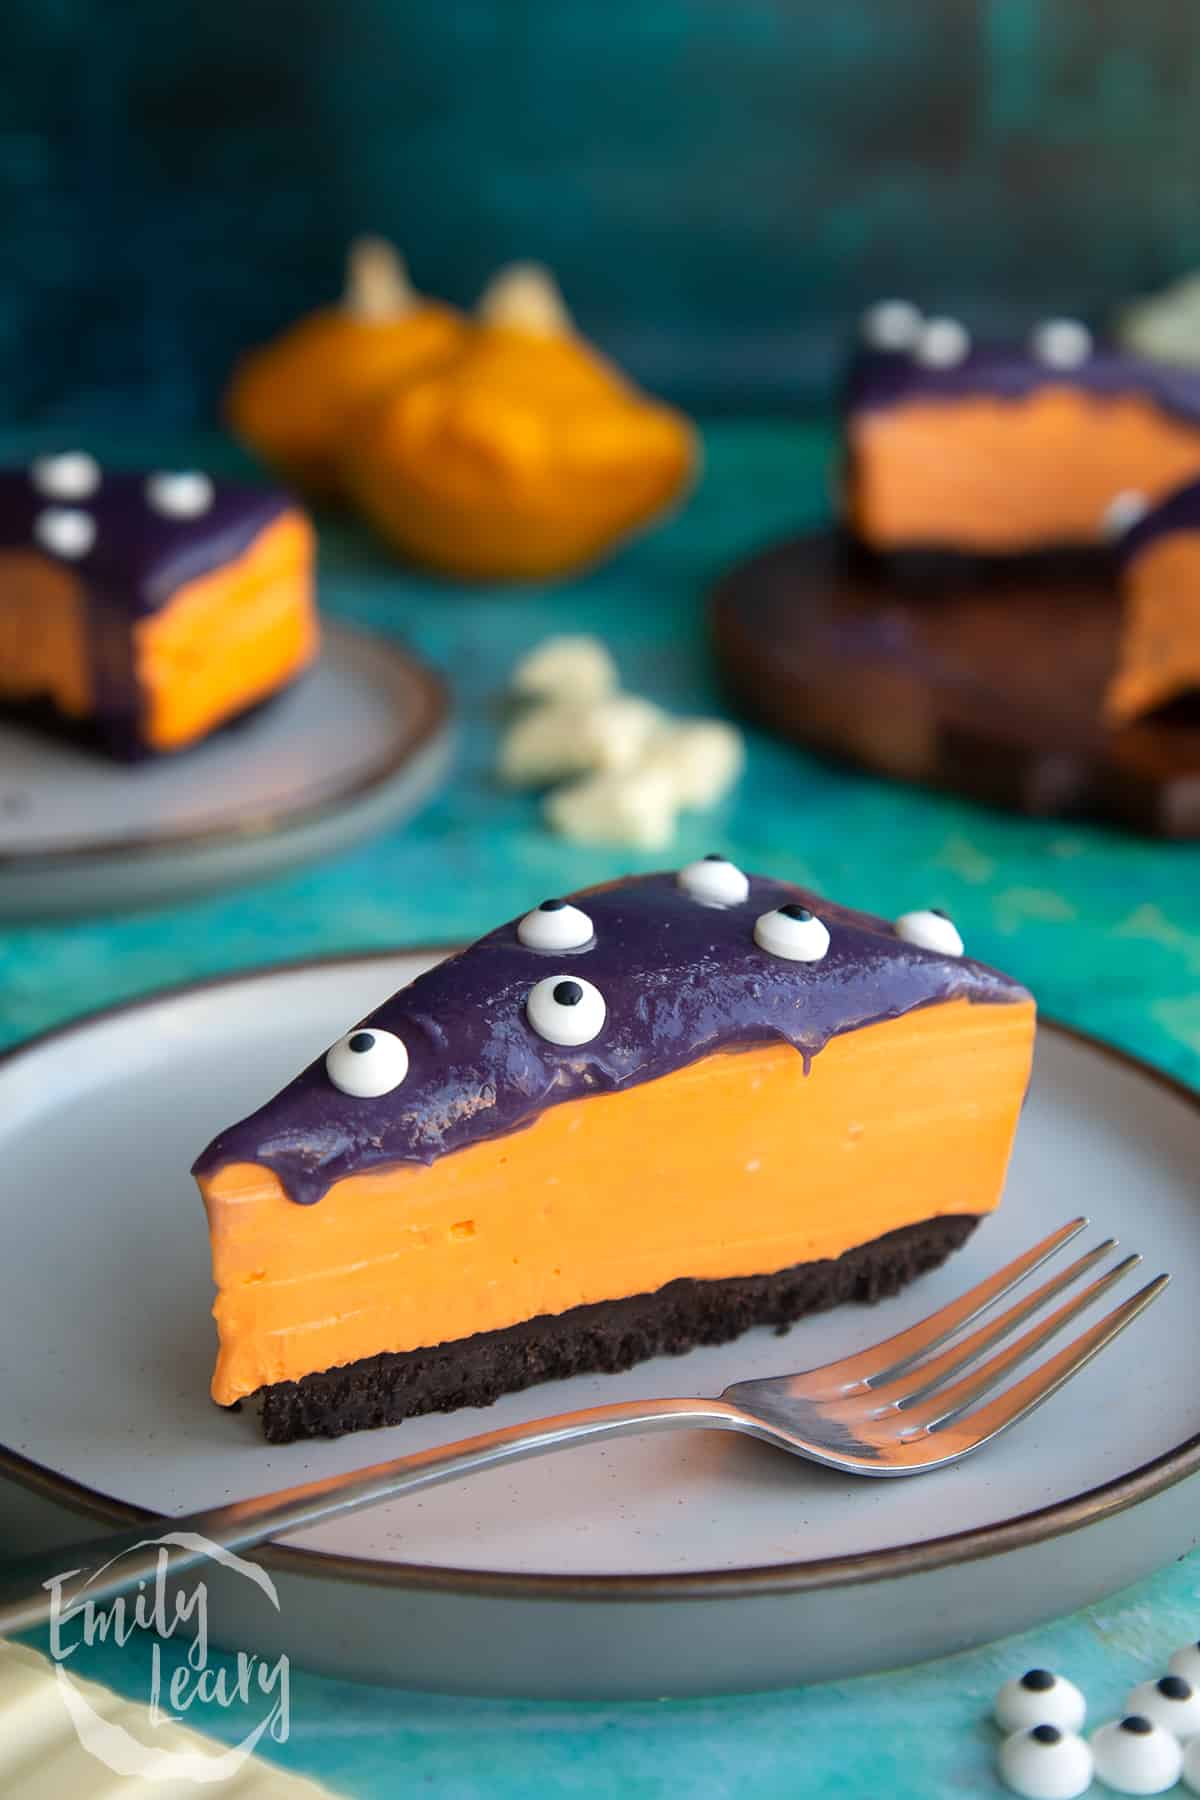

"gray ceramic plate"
[0,624,451,919]
[1,951,1198,1697]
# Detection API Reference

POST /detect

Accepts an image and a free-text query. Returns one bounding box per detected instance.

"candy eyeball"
[913,316,970,369]
[1102,490,1151,540]
[1125,1674,1200,1740]
[894,908,964,957]
[754,903,831,962]
[146,471,215,518]
[1170,1642,1200,1689]
[1030,318,1093,370]
[325,1027,409,1097]
[517,899,595,952]
[1089,1716,1183,1795]
[526,975,606,1047]
[31,450,100,500]
[995,1669,1087,1735]
[33,506,96,560]
[861,299,923,352]
[677,855,750,908]
[998,1725,1093,1800]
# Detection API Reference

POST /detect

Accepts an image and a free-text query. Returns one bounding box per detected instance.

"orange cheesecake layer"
[1107,532,1200,725]
[200,995,1036,1406]
[135,509,318,749]
[847,387,1200,552]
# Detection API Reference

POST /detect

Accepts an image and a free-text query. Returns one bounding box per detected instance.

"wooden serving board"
[711,530,1200,838]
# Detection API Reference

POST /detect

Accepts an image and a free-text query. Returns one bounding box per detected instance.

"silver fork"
[0,1218,1166,1635]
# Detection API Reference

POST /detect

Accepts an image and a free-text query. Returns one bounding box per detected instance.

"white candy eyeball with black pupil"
[754,903,830,962]
[1090,1716,1182,1796]
[517,899,594,952]
[31,451,100,499]
[146,471,215,518]
[995,1669,1087,1735]
[999,1725,1093,1800]
[894,909,964,956]
[526,975,606,1047]
[914,316,970,368]
[1030,318,1093,370]
[1125,1675,1200,1740]
[677,855,750,907]
[861,299,923,352]
[1170,1642,1200,1688]
[325,1027,409,1097]
[33,506,96,559]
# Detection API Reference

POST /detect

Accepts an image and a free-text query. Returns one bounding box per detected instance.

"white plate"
[0,624,450,919]
[2,952,1198,1696]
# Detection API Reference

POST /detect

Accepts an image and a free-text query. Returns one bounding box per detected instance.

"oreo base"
[253,1214,979,1443]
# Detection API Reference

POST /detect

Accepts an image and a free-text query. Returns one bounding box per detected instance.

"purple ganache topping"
[191,872,1031,1207]
[0,465,293,617]
[847,343,1200,430]
[1117,478,1200,565]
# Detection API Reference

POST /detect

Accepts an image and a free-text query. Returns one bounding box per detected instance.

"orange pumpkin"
[340,264,699,579]
[225,239,465,499]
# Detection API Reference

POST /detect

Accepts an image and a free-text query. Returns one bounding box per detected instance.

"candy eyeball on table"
[998,1725,1093,1800]
[1169,1641,1200,1689]
[995,1669,1087,1735]
[1125,1673,1200,1740]
[1089,1715,1183,1795]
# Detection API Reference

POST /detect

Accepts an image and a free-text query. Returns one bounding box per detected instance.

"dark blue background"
[6,0,1200,426]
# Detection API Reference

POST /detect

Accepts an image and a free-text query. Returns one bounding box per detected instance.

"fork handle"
[0,1396,751,1637]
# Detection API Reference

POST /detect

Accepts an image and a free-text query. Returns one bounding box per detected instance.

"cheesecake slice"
[192,866,1036,1442]
[0,457,317,759]
[844,315,1200,558]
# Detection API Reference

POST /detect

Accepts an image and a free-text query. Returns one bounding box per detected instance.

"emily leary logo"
[45,1532,290,1784]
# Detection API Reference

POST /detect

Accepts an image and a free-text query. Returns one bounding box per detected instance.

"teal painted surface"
[6,418,1200,1796]
[5,2,1200,421]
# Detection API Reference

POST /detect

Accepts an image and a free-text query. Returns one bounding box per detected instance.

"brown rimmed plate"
[0,624,451,919]
[1,950,1197,1696]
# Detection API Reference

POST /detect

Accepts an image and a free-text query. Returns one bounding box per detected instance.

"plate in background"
[0,623,451,918]
[1,951,1198,1697]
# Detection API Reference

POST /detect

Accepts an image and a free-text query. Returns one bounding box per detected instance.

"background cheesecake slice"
[1108,480,1200,724]
[192,868,1036,1443]
[843,330,1200,558]
[0,458,317,759]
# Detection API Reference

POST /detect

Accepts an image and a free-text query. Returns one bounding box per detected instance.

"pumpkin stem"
[478,263,572,336]
[343,238,418,321]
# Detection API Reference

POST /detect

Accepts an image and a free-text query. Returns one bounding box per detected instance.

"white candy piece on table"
[146,471,215,518]
[677,856,750,908]
[1125,1675,1200,1740]
[913,317,970,369]
[499,695,664,787]
[998,1726,1093,1800]
[1170,1643,1200,1689]
[894,909,964,957]
[1030,318,1093,370]
[861,298,924,352]
[33,507,96,559]
[641,718,745,810]
[544,767,678,851]
[510,635,618,706]
[1102,490,1151,540]
[1089,1716,1183,1794]
[30,451,100,500]
[995,1670,1087,1735]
